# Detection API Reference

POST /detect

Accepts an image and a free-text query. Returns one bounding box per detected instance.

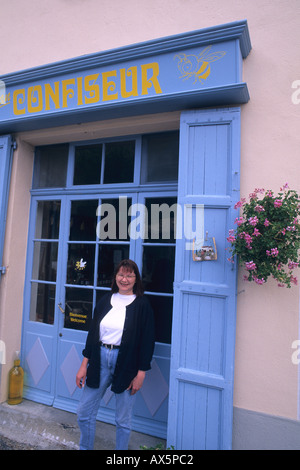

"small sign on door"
[192,233,217,261]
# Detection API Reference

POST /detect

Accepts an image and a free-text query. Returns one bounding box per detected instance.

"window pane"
[141,131,179,183]
[35,201,61,239]
[145,197,177,243]
[33,144,68,188]
[97,244,130,287]
[146,295,173,344]
[69,200,98,241]
[32,241,58,282]
[96,289,110,305]
[142,246,175,293]
[67,243,95,285]
[104,141,135,183]
[73,144,102,185]
[30,282,55,324]
[64,287,93,331]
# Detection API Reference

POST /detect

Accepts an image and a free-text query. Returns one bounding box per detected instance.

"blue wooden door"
[0,135,14,278]
[167,108,240,450]
[21,197,65,405]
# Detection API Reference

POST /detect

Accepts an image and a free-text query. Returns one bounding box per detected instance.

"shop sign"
[0,21,251,130]
[0,42,241,124]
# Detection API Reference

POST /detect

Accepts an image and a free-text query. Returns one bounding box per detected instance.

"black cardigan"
[82,292,155,393]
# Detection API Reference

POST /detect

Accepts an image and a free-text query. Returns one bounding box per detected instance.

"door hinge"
[11,140,17,151]
[0,266,6,275]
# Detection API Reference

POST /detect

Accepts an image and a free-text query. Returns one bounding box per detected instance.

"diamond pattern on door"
[141,359,169,416]
[26,337,50,386]
[60,345,81,396]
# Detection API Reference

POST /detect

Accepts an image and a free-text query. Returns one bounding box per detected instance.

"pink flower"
[234,217,244,226]
[248,216,258,226]
[274,199,282,208]
[290,276,298,285]
[280,183,289,191]
[266,190,273,197]
[253,276,265,285]
[245,261,256,271]
[255,205,265,212]
[271,247,279,257]
[266,247,279,257]
[264,219,270,227]
[253,228,260,237]
[239,231,253,249]
[234,198,246,209]
[227,229,236,243]
[288,261,299,269]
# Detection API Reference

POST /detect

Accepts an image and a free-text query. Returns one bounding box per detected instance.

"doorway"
[21,131,179,438]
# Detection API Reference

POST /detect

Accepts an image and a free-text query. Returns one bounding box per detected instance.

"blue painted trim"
[1,20,251,86]
[0,135,14,278]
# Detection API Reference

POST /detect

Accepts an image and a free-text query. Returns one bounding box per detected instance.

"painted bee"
[174,45,226,84]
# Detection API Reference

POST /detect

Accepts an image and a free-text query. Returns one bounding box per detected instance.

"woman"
[76,259,155,450]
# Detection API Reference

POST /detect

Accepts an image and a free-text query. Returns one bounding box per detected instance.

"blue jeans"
[77,346,136,450]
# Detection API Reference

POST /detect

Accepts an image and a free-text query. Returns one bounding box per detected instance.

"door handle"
[58,303,65,314]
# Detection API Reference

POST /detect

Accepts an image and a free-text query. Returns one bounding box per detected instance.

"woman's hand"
[127,370,146,395]
[76,358,89,388]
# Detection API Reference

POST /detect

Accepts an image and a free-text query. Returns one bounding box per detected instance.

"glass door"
[22,131,179,438]
[22,197,65,405]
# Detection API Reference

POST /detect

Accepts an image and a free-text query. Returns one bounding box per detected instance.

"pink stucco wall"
[0,0,300,419]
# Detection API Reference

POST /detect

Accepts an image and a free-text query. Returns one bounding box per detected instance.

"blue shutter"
[0,135,14,278]
[168,108,240,450]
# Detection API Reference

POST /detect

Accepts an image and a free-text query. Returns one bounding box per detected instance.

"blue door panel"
[23,329,56,405]
[167,108,240,450]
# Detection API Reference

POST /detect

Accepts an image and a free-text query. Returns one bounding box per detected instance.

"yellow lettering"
[0,93,10,107]
[44,82,60,111]
[141,62,162,95]
[102,70,118,101]
[62,79,75,108]
[84,74,100,104]
[13,89,26,115]
[28,85,43,113]
[77,77,83,106]
[120,66,138,98]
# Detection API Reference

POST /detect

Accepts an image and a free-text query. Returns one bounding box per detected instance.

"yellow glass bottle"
[8,352,24,405]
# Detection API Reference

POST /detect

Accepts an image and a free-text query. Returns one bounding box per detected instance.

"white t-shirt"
[99,293,136,345]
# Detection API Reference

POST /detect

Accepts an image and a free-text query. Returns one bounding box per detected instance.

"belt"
[100,342,120,350]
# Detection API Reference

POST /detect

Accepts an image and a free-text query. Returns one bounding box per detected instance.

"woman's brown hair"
[111,259,144,297]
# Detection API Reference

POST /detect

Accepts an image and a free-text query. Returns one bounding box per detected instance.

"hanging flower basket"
[227,184,300,287]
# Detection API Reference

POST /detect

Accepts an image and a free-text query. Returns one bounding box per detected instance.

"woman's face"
[115,266,136,295]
